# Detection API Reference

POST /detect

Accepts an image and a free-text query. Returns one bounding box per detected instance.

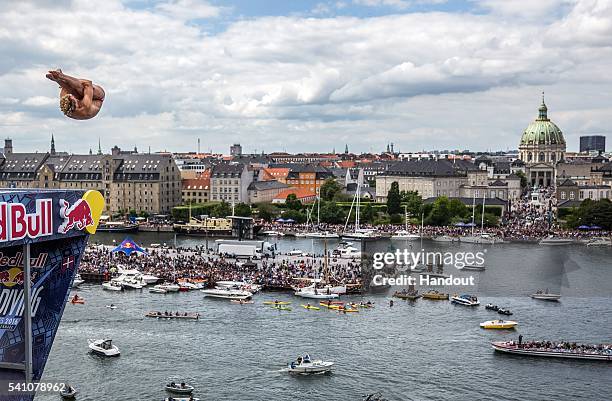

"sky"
[0,0,611,155]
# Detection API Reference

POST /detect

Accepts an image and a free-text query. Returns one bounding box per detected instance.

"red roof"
[273,188,317,202]
[182,178,210,190]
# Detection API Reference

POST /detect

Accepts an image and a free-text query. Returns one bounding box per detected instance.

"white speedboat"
[105,304,117,309]
[149,285,168,294]
[72,274,85,288]
[391,231,420,240]
[142,273,160,284]
[165,382,194,395]
[114,269,147,289]
[432,235,458,243]
[304,231,339,239]
[287,249,306,256]
[294,288,339,300]
[294,283,346,295]
[342,229,379,240]
[88,338,120,357]
[332,246,361,259]
[287,354,334,374]
[451,294,480,306]
[461,233,499,244]
[102,281,123,291]
[539,236,574,246]
[201,287,253,300]
[261,230,285,236]
[530,290,561,301]
[215,281,261,293]
[157,282,181,292]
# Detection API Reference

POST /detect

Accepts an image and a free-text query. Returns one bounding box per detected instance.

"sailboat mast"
[317,192,320,227]
[471,193,476,236]
[404,204,408,231]
[481,192,486,231]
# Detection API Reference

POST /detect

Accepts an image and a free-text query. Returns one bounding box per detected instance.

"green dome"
[519,97,566,146]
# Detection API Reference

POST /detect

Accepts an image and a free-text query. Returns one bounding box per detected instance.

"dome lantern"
[538,92,548,121]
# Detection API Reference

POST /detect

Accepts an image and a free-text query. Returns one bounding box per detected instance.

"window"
[561,191,566,200]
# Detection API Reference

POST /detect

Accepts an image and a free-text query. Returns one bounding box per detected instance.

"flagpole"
[23,243,33,383]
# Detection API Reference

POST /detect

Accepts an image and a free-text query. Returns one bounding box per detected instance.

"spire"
[89,148,93,155]
[344,144,349,154]
[538,91,548,120]
[50,133,56,155]
[97,138,102,155]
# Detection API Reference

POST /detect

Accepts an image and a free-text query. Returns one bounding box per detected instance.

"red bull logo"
[58,199,94,234]
[0,267,25,288]
[0,199,53,243]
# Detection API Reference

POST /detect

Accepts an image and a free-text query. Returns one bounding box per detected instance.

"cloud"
[0,0,610,154]
[353,0,411,9]
[155,0,223,20]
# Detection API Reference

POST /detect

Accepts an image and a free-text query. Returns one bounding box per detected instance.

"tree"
[281,209,307,224]
[389,213,403,224]
[448,198,469,220]
[285,194,303,211]
[361,203,375,224]
[515,170,528,189]
[401,190,423,216]
[426,196,452,226]
[386,181,401,215]
[257,203,278,222]
[211,201,231,217]
[320,178,342,201]
[320,201,345,224]
[233,203,252,217]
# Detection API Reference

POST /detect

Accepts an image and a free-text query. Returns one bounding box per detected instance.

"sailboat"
[294,240,346,297]
[342,169,379,240]
[299,193,339,239]
[391,205,420,240]
[460,193,499,244]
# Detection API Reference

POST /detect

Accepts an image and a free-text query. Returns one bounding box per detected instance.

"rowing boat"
[301,305,320,310]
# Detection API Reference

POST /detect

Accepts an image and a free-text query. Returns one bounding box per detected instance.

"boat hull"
[492,342,612,361]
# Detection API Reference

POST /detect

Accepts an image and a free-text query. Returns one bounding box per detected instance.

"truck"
[215,240,275,259]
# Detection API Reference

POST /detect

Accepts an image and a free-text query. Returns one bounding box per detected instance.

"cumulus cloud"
[0,0,610,154]
[353,0,411,9]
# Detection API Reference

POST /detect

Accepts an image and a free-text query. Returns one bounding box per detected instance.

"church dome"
[519,96,566,147]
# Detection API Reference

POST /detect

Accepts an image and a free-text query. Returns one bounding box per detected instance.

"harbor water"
[36,234,612,400]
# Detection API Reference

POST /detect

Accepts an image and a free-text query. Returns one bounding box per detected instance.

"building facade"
[579,135,606,153]
[209,163,253,204]
[182,177,210,204]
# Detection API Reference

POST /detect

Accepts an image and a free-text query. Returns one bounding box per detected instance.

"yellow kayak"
[263,301,291,305]
[301,305,320,310]
[480,320,517,329]
[319,302,343,308]
[335,307,359,313]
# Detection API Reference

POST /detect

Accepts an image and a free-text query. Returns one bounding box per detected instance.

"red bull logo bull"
[0,199,53,243]
[0,267,25,288]
[58,199,94,234]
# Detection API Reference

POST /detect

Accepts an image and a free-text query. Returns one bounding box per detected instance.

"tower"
[97,138,102,155]
[4,138,13,154]
[344,144,349,154]
[50,134,56,155]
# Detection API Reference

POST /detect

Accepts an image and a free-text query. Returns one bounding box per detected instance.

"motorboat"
[393,289,420,300]
[450,294,480,306]
[141,273,160,284]
[485,303,499,311]
[114,269,147,289]
[294,283,346,295]
[304,231,339,239]
[539,236,574,246]
[261,230,284,236]
[158,282,181,292]
[60,385,77,399]
[102,281,123,291]
[88,338,120,357]
[215,281,262,293]
[165,382,194,395]
[164,398,200,401]
[287,249,306,256]
[294,288,339,300]
[498,308,513,316]
[72,274,85,288]
[391,230,420,240]
[342,229,380,240]
[105,304,118,309]
[585,237,612,247]
[460,233,499,244]
[480,320,518,329]
[332,245,361,259]
[432,235,458,243]
[422,290,449,300]
[531,289,561,301]
[149,285,168,294]
[491,340,612,361]
[287,354,334,374]
[201,287,253,300]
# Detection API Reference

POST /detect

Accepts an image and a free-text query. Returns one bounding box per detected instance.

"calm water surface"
[36,234,612,400]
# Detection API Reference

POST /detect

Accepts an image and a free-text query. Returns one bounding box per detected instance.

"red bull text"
[0,199,53,242]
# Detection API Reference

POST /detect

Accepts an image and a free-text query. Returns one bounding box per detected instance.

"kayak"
[319,302,344,308]
[334,307,359,313]
[70,299,85,304]
[301,305,320,310]
[358,304,374,308]
[263,301,291,305]
[271,305,292,311]
[231,300,254,304]
[105,305,117,309]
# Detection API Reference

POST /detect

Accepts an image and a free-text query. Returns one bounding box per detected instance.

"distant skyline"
[0,0,611,154]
